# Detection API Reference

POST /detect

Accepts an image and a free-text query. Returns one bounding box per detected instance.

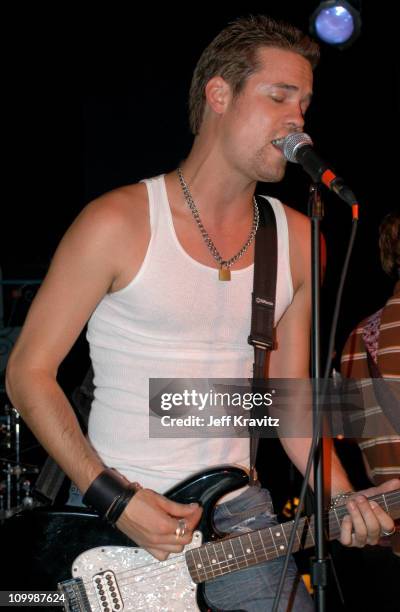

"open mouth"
[271,137,286,148]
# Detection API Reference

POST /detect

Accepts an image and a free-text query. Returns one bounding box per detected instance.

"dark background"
[1,2,399,609]
[2,1,398,370]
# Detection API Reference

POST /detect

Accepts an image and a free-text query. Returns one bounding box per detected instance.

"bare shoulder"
[7,182,151,371]
[76,181,148,236]
[282,204,311,243]
[63,181,150,291]
[282,204,311,293]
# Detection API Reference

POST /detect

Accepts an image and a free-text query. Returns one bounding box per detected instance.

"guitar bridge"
[92,570,123,611]
[58,578,91,612]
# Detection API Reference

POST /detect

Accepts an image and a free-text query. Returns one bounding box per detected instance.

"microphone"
[273,132,358,208]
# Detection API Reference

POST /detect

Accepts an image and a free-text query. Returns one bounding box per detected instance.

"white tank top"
[87,175,293,492]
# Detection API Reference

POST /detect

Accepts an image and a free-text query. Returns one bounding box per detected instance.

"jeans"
[204,485,313,612]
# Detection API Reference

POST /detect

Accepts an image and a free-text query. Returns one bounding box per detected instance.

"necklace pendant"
[177,168,259,283]
[219,265,231,281]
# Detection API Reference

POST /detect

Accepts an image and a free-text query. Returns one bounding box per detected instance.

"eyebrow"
[270,82,313,102]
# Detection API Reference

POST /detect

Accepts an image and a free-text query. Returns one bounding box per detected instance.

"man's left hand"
[340,478,400,547]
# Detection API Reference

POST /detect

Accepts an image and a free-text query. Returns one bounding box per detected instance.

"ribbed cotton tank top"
[87,175,293,492]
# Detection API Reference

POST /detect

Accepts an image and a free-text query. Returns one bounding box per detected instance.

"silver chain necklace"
[177,167,259,281]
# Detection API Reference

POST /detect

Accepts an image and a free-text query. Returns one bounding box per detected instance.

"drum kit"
[0,402,39,520]
[0,278,49,520]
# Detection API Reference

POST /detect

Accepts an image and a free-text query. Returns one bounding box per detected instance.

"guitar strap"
[248,195,277,485]
[33,455,67,505]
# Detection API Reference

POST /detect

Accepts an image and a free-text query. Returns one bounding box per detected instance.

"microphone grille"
[282,132,313,163]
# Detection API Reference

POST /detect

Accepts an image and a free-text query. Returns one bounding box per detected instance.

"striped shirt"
[341,281,400,485]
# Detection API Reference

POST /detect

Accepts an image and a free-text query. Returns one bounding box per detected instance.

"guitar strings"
[81,491,400,595]
[85,534,400,600]
[82,555,189,598]
[82,512,395,600]
[81,532,301,595]
[100,498,398,594]
[79,491,400,596]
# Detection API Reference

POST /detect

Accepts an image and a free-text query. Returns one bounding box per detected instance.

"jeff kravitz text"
[160,414,280,427]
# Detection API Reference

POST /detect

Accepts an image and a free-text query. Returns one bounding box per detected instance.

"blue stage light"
[310,1,361,49]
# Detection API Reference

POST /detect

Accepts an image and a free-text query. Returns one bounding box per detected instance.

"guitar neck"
[186,488,400,584]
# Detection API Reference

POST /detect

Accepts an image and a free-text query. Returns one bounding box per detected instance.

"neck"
[171,138,257,222]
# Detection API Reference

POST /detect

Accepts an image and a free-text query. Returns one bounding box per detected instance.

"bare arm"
[269,207,397,545]
[6,198,122,491]
[6,189,201,559]
[269,276,353,496]
[268,208,351,494]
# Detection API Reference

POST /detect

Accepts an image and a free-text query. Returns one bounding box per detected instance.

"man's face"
[220,47,314,183]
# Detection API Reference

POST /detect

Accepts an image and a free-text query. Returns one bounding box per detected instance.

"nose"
[285,103,305,132]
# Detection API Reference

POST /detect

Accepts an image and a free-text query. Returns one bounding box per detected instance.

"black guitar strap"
[33,455,67,505]
[248,195,277,484]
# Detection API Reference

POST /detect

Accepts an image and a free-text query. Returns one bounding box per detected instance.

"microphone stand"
[308,183,330,611]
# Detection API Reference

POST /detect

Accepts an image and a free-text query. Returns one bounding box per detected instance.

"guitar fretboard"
[185,489,400,584]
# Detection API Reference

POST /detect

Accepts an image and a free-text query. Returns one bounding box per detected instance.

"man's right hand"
[116,488,203,560]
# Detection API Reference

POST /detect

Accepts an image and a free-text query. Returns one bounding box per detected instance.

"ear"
[204,76,231,116]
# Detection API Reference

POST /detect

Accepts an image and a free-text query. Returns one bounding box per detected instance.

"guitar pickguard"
[65,531,203,611]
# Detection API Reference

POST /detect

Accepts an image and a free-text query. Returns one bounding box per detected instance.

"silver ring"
[175,519,186,538]
[381,526,396,537]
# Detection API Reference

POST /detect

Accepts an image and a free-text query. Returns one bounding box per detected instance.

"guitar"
[55,466,400,612]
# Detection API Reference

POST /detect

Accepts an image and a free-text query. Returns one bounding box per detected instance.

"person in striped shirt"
[341,211,400,552]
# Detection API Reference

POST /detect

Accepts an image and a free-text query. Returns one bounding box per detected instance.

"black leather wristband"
[82,468,131,518]
[105,485,136,525]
